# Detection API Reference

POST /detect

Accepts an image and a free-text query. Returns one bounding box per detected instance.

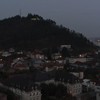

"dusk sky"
[0,0,100,38]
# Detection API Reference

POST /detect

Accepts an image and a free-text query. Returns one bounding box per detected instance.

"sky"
[0,0,100,38]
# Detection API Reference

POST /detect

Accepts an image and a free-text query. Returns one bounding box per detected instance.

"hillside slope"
[0,14,95,52]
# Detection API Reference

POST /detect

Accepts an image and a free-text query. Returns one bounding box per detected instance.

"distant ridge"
[0,14,96,52]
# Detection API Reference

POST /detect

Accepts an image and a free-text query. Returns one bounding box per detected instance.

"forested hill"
[0,14,96,52]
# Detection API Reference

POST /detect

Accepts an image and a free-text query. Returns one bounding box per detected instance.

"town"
[0,44,100,100]
[0,0,100,100]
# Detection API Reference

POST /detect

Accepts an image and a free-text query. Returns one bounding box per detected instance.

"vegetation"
[40,83,67,99]
[0,14,96,53]
[0,86,20,100]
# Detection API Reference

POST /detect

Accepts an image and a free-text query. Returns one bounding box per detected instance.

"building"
[67,82,82,96]
[9,87,41,100]
[65,75,82,96]
[2,75,42,100]
[82,79,96,90]
[55,72,82,96]
[71,72,84,79]
[11,58,29,70]
[68,57,93,63]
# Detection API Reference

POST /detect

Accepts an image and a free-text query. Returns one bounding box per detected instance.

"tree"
[40,83,49,97]
[48,83,56,96]
[56,84,67,98]
[61,47,70,58]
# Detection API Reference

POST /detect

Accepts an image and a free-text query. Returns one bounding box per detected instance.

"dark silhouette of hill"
[0,14,96,52]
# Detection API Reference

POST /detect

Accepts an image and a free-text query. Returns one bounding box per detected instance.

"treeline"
[0,14,96,52]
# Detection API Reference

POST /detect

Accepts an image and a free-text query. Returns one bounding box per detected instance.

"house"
[56,57,66,64]
[11,58,29,70]
[30,50,45,60]
[66,82,82,96]
[12,63,29,70]
[2,51,11,57]
[42,60,64,72]
[70,72,84,79]
[72,61,88,68]
[33,59,44,69]
[82,79,96,90]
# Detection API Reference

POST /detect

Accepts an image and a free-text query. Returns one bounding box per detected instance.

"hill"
[0,14,96,52]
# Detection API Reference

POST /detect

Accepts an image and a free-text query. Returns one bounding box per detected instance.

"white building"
[82,79,96,90]
[55,73,82,96]
[2,83,41,100]
[9,87,41,100]
[67,83,82,96]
